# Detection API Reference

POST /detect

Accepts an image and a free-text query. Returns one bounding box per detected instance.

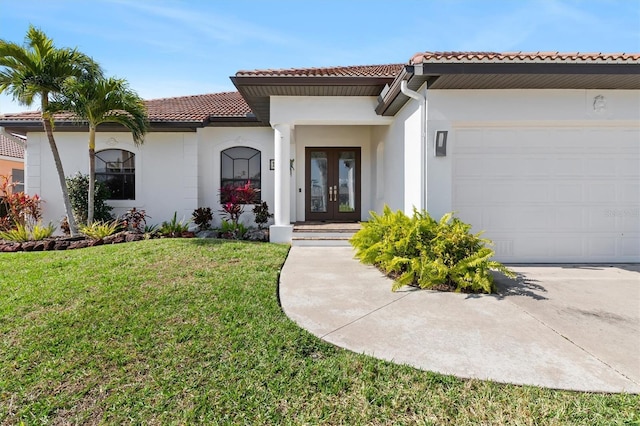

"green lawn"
[0,239,638,425]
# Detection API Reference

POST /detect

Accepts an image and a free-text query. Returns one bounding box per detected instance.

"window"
[11,169,24,193]
[221,146,261,203]
[96,149,135,200]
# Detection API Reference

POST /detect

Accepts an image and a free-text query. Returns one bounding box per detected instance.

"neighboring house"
[0,51,638,262]
[0,133,25,192]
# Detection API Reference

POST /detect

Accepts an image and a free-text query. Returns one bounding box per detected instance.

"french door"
[305,147,361,221]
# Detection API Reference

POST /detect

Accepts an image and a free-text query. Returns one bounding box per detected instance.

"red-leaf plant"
[0,175,43,231]
[219,181,258,228]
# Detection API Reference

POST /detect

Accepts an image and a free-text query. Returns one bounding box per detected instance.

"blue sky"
[1,0,638,114]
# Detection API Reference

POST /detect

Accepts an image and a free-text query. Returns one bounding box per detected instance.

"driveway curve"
[279,246,640,394]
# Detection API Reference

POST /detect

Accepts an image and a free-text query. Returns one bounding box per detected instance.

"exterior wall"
[26,131,198,230]
[422,88,640,217]
[374,94,422,215]
[196,126,274,228]
[0,157,23,185]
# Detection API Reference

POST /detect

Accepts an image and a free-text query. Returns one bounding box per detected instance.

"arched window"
[221,146,261,203]
[96,149,135,200]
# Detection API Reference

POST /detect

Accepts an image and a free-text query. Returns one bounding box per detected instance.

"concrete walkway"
[279,246,640,393]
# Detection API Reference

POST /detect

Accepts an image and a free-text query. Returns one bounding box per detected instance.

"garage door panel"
[619,184,640,202]
[587,183,618,202]
[621,235,640,257]
[555,184,584,203]
[453,126,639,262]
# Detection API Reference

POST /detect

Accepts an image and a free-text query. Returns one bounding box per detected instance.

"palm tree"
[0,26,101,236]
[51,76,149,224]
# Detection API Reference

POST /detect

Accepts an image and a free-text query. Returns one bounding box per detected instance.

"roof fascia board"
[408,62,640,76]
[231,75,395,87]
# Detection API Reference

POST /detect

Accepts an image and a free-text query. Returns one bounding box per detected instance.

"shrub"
[350,206,515,294]
[0,175,44,231]
[66,172,113,225]
[120,207,149,233]
[159,212,190,237]
[219,219,247,240]
[192,207,213,230]
[219,181,258,227]
[80,220,121,240]
[0,222,54,242]
[253,201,273,229]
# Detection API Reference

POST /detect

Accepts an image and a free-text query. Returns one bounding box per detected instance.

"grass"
[0,239,638,425]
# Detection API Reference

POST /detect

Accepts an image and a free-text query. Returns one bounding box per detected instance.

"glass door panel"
[338,151,356,213]
[306,148,360,221]
[310,152,328,213]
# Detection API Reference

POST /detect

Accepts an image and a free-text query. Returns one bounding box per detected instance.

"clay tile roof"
[145,91,252,122]
[235,64,403,78]
[0,92,253,124]
[409,51,640,64]
[0,134,24,159]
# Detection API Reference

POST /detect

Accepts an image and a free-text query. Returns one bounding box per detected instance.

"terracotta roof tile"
[235,64,403,78]
[0,92,253,124]
[0,134,25,159]
[145,91,252,122]
[409,51,640,64]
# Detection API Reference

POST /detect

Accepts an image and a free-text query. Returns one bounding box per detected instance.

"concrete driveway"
[279,247,640,393]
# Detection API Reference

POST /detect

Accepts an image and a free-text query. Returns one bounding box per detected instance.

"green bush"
[219,220,247,240]
[66,172,113,225]
[350,206,515,294]
[159,212,190,237]
[79,220,121,240]
[0,222,55,242]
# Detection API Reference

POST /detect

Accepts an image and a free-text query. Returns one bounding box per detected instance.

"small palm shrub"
[350,206,515,294]
[79,220,121,240]
[159,212,190,237]
[219,220,247,240]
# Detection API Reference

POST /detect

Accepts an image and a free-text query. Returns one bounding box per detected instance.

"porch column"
[270,123,294,243]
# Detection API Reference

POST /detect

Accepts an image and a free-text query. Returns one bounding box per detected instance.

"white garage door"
[453,126,640,263]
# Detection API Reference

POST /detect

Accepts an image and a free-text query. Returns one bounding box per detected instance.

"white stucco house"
[0,51,638,263]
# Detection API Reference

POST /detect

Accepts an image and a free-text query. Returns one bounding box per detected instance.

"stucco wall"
[26,131,198,230]
[0,157,23,185]
[197,126,274,228]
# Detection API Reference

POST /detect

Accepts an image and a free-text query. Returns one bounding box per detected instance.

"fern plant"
[351,206,515,294]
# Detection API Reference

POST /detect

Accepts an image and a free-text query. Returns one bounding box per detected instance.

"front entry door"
[305,147,361,221]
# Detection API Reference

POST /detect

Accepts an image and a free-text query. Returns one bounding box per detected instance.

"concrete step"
[291,223,360,247]
[291,236,353,247]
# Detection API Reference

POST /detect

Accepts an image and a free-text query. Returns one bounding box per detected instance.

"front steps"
[291,222,362,247]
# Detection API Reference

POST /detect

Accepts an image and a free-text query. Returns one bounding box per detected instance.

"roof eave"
[376,62,640,116]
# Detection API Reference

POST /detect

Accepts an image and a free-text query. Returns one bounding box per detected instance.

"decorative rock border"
[0,228,270,253]
[0,231,148,252]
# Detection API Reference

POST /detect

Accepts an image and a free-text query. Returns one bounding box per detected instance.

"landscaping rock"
[196,230,219,239]
[53,240,70,250]
[88,239,104,247]
[69,240,89,250]
[2,243,21,252]
[21,241,36,252]
[244,228,269,242]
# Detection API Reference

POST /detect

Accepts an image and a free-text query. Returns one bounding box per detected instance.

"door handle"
[332,185,337,202]
[328,186,333,202]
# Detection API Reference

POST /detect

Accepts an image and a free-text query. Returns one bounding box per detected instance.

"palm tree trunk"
[88,126,96,224]
[41,100,79,237]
